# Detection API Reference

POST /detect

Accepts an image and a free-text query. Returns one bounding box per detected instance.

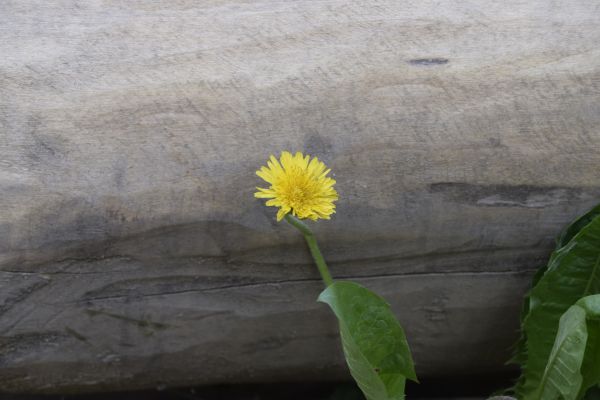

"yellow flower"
[255,151,338,221]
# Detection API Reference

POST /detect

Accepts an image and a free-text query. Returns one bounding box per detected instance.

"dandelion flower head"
[255,151,338,221]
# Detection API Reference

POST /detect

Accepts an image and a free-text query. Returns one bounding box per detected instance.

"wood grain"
[1,0,600,393]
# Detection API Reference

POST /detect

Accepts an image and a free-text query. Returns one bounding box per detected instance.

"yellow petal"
[280,151,294,171]
[276,206,290,221]
[256,170,273,184]
[254,187,276,198]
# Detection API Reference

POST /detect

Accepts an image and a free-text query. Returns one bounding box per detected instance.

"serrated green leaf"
[318,281,417,400]
[517,214,600,399]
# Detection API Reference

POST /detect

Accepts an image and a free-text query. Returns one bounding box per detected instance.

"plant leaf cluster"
[510,205,600,400]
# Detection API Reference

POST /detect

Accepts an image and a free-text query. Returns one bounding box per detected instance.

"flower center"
[289,186,307,206]
[281,166,314,210]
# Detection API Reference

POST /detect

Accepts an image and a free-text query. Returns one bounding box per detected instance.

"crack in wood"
[76,269,537,303]
[0,278,51,316]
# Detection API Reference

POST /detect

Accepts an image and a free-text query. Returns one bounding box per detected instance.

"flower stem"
[284,214,334,287]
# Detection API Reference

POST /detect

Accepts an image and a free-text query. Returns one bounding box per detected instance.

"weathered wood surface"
[1,0,600,394]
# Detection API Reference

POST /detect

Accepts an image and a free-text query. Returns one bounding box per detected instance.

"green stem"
[284,214,334,287]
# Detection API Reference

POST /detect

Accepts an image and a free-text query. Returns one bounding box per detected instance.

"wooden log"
[1,0,600,393]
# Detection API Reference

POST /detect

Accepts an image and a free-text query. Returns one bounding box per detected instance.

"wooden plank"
[1,0,600,393]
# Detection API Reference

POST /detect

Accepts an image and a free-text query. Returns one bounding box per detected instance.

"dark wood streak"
[408,58,449,66]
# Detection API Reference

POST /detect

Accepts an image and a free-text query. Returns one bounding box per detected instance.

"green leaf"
[509,205,600,371]
[582,386,600,400]
[558,205,600,249]
[517,214,600,399]
[576,296,600,399]
[318,281,417,400]
[534,303,586,400]
[509,266,548,366]
[532,296,600,400]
